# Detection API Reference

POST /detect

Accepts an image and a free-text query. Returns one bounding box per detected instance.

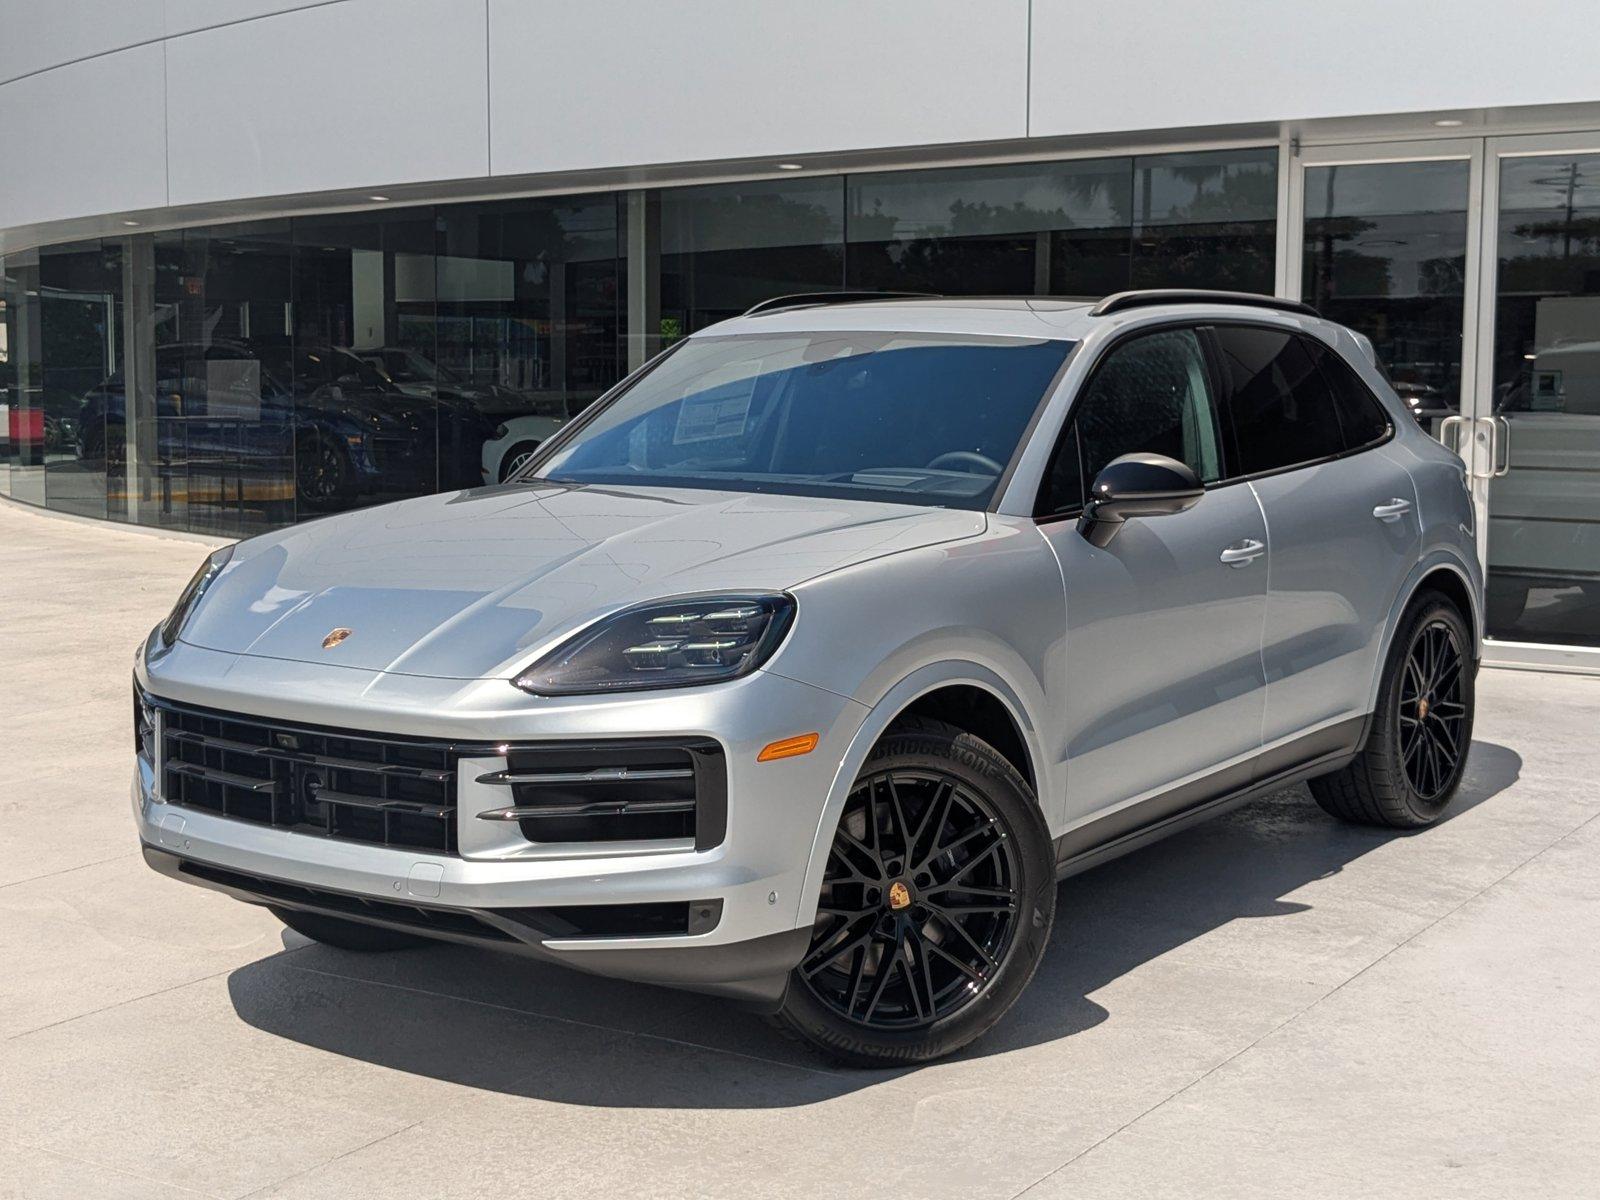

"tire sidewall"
[1378,592,1476,823]
[778,722,1056,1066]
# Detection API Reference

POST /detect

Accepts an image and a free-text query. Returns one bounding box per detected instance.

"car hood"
[181,483,985,679]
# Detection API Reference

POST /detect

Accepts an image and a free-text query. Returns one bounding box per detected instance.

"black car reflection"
[77,342,492,511]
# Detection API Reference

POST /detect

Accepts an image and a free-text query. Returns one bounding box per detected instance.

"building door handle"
[1219,538,1265,567]
[1372,498,1412,523]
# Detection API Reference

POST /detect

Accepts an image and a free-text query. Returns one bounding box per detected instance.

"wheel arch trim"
[791,660,1050,931]
[1366,550,1483,714]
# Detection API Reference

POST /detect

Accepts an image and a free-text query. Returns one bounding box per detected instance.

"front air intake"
[477,739,727,850]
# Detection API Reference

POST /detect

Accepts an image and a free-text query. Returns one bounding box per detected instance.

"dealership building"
[1,0,1598,670]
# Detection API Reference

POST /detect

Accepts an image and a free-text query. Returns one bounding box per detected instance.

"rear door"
[1210,324,1420,747]
[1036,325,1269,825]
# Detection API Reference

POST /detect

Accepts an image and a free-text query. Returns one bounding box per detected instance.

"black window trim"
[1032,318,1230,522]
[1034,316,1399,523]
[1200,319,1397,489]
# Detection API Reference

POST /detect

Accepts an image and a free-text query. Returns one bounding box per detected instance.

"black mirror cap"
[1079,453,1205,547]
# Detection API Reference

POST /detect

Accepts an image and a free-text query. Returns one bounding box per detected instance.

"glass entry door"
[1293,143,1480,435]
[1472,136,1600,663]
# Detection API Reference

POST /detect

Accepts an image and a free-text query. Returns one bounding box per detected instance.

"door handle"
[1372,498,1412,523]
[1219,538,1265,567]
[1438,414,1469,457]
[1492,415,1511,478]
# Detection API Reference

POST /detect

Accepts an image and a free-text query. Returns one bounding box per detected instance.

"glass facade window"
[1,147,1276,537]
[847,148,1276,298]
[662,178,844,338]
[1301,159,1471,423]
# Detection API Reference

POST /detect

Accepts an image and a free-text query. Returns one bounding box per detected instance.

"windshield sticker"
[674,367,758,444]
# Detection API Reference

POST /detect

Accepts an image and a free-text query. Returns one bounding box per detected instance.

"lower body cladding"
[132,645,868,1008]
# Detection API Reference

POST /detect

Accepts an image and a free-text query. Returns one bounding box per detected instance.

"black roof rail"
[743,291,941,317]
[1089,289,1319,319]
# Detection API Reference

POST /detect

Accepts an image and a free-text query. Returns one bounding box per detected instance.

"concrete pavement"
[1,496,1596,1199]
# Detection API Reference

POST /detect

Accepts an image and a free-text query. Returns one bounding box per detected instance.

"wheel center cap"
[887,880,913,911]
[1418,697,1431,720]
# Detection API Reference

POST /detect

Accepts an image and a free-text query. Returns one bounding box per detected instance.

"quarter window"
[1213,326,1346,474]
[1316,342,1394,449]
[1038,327,1222,514]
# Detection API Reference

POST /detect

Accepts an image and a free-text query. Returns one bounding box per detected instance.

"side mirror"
[1078,452,1204,548]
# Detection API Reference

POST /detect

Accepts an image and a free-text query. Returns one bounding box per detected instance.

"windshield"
[532,331,1073,508]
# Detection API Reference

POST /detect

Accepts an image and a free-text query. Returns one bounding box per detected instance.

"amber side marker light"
[757,732,820,762]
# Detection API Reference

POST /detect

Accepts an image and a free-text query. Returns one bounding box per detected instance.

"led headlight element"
[159,545,234,648]
[515,594,796,695]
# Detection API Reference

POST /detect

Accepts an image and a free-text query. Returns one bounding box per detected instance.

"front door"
[1471,135,1600,666]
[1035,325,1269,825]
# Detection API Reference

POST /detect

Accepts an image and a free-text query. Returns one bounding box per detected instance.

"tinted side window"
[1317,343,1394,449]
[1214,326,1344,474]
[1039,327,1222,514]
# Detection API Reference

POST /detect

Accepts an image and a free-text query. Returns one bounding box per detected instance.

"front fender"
[787,659,1054,931]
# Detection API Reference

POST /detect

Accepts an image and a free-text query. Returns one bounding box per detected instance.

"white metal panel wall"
[1029,0,1600,137]
[0,43,168,228]
[163,0,352,38]
[487,0,1030,174]
[0,0,163,84]
[164,0,489,206]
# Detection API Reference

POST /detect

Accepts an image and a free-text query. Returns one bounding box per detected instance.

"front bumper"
[134,642,867,1006]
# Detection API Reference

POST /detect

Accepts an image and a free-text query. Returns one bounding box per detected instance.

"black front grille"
[497,739,727,851]
[156,700,480,854]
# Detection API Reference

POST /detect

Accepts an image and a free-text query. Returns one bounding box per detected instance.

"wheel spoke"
[925,883,1015,901]
[902,930,937,1022]
[940,838,1002,886]
[909,779,955,866]
[800,915,876,978]
[883,776,914,861]
[918,816,998,870]
[859,928,904,1022]
[832,827,883,880]
[924,935,986,985]
[926,903,1000,971]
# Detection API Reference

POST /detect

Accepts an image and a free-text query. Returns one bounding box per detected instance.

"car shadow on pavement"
[226,739,1521,1107]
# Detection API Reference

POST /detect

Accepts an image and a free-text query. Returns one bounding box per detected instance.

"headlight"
[515,594,795,695]
[492,423,509,440]
[159,545,234,648]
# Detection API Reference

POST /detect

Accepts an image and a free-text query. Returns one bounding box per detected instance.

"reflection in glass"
[1130,150,1277,290]
[36,240,124,520]
[1302,160,1470,425]
[143,223,297,535]
[434,196,624,482]
[1,259,16,499]
[848,149,1274,299]
[662,179,843,338]
[1486,153,1600,647]
[2,251,46,507]
[295,208,465,513]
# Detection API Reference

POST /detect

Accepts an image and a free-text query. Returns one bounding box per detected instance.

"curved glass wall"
[2,148,1276,535]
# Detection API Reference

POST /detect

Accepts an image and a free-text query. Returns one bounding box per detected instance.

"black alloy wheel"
[1310,589,1475,829]
[295,433,348,509]
[773,717,1055,1066]
[1398,618,1468,801]
[801,767,1022,1028]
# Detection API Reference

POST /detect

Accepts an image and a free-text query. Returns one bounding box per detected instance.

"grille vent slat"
[156,701,459,854]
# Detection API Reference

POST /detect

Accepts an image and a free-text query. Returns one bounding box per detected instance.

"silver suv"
[134,290,1482,1066]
